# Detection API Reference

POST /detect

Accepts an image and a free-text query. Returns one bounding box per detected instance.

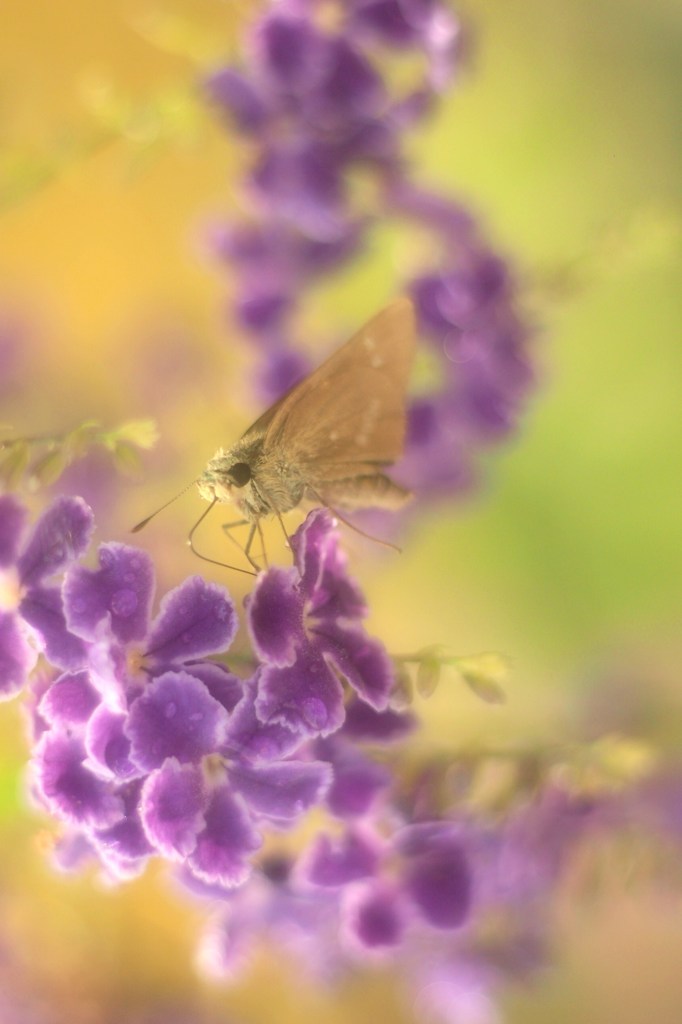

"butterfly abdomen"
[312,474,411,512]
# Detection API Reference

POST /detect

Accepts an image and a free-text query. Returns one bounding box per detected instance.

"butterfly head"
[197,448,253,504]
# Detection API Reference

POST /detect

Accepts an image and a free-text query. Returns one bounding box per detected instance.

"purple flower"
[316,736,391,819]
[139,752,331,887]
[299,827,381,887]
[383,181,537,497]
[344,881,406,950]
[38,669,100,726]
[195,853,349,984]
[248,510,394,736]
[0,495,94,699]
[62,542,238,710]
[91,778,154,879]
[251,139,347,241]
[340,697,418,742]
[126,671,231,772]
[34,730,124,829]
[22,509,346,894]
[396,822,473,929]
[202,0,465,402]
[492,786,604,908]
[221,675,305,764]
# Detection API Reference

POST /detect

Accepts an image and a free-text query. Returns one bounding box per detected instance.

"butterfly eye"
[228,462,252,487]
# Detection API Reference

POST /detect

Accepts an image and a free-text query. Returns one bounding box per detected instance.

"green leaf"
[416,654,442,698]
[112,439,144,476]
[454,653,509,705]
[64,420,100,458]
[30,448,68,486]
[390,663,414,709]
[0,441,30,488]
[112,418,159,450]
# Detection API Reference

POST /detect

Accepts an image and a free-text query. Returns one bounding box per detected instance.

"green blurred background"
[1,0,681,1021]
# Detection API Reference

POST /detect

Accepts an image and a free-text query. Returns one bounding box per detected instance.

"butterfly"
[134,297,416,573]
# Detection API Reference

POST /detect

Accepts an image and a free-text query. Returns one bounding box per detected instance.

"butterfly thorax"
[197,438,306,522]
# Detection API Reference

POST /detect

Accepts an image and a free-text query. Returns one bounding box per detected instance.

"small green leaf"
[64,420,100,458]
[30,447,68,486]
[416,655,442,698]
[391,664,414,709]
[113,418,159,450]
[454,653,509,705]
[0,441,30,487]
[112,440,143,476]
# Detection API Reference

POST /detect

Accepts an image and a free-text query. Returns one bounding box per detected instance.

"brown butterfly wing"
[250,298,416,478]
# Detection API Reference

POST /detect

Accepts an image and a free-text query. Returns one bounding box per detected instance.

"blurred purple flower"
[203,0,534,500]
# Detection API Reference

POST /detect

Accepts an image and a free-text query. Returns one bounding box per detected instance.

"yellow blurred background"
[1,0,681,1021]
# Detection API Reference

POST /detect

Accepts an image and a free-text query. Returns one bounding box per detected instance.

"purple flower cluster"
[205,0,534,497]
[195,778,606,1019]
[1,493,646,1022]
[2,496,400,891]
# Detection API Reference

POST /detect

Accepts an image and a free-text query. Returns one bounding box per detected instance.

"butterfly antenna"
[307,487,402,553]
[131,479,199,533]
[188,498,257,577]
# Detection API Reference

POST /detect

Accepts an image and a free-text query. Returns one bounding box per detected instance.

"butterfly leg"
[221,517,254,564]
[187,501,256,576]
[222,519,249,531]
[275,511,290,551]
[221,519,249,551]
[255,518,269,569]
[243,521,262,573]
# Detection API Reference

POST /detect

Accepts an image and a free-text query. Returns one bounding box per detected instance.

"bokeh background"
[1,0,681,1021]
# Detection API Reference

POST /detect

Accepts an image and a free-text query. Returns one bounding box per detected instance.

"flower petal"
[289,509,334,596]
[341,699,417,742]
[291,512,366,621]
[0,610,37,700]
[19,584,88,670]
[255,650,345,738]
[222,679,303,763]
[92,779,154,877]
[17,496,94,588]
[252,139,345,241]
[145,576,237,664]
[254,12,326,95]
[305,37,384,128]
[85,705,139,780]
[188,784,262,887]
[301,829,380,887]
[0,494,26,568]
[140,759,207,859]
[33,731,124,828]
[316,622,393,711]
[39,669,100,726]
[228,759,332,822]
[320,740,390,819]
[63,542,154,644]
[343,881,405,950]
[186,661,244,713]
[52,831,95,873]
[247,566,302,667]
[126,670,229,772]
[403,842,472,929]
[204,67,270,132]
